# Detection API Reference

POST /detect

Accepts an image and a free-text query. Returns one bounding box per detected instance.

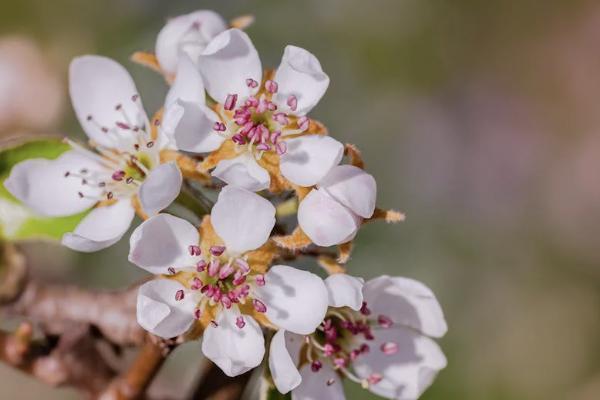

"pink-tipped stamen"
[253,299,267,313]
[265,80,278,94]
[380,342,399,355]
[287,95,298,111]
[224,94,238,111]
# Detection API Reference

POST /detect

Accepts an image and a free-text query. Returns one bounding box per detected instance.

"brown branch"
[190,361,252,400]
[0,323,116,397]
[4,280,145,346]
[99,338,174,400]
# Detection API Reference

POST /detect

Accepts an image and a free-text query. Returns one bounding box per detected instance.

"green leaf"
[0,137,89,241]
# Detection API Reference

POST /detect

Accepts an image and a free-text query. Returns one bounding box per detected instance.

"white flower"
[268,275,447,400]
[297,164,377,247]
[129,186,329,377]
[4,56,182,252]
[161,28,343,192]
[155,10,228,76]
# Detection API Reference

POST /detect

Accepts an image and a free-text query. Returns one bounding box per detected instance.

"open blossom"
[4,56,182,252]
[268,275,447,400]
[129,185,329,376]
[155,10,227,76]
[298,164,377,246]
[161,28,344,192]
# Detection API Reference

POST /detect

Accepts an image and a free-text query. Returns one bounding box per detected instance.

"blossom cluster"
[4,10,447,399]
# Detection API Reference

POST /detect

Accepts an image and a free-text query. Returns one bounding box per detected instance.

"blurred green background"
[1,0,600,399]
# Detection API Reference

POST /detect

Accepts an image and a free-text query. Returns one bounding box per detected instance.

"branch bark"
[190,361,252,400]
[99,338,173,400]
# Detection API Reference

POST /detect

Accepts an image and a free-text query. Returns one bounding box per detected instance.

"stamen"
[210,246,226,256]
[360,302,371,316]
[168,267,176,275]
[255,274,265,286]
[380,342,399,355]
[196,260,207,272]
[297,116,310,131]
[265,80,278,94]
[208,259,220,277]
[377,315,393,328]
[311,360,322,372]
[112,170,126,181]
[236,316,246,329]
[246,78,259,88]
[367,373,383,385]
[191,277,203,290]
[252,299,267,313]
[276,141,287,155]
[188,245,202,257]
[213,122,226,132]
[224,94,238,111]
[175,290,185,301]
[194,308,202,320]
[287,95,298,111]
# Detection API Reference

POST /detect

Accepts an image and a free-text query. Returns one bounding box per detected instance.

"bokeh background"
[1,0,599,399]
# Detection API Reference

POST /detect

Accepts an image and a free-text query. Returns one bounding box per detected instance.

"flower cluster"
[4,10,447,400]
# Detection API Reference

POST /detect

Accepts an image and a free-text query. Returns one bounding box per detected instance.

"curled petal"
[280,135,343,187]
[211,185,275,254]
[255,265,328,335]
[297,189,360,247]
[62,200,134,252]
[319,165,377,218]
[69,56,148,148]
[269,329,302,394]
[291,363,345,400]
[162,100,224,153]
[165,53,206,109]
[363,276,447,338]
[325,274,364,310]
[156,10,227,75]
[274,45,330,116]
[353,327,447,400]
[139,162,182,216]
[136,279,196,339]
[211,153,270,192]
[198,29,262,103]
[201,308,265,377]
[129,214,199,274]
[4,151,101,217]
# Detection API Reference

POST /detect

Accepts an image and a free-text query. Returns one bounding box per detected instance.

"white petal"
[274,46,330,116]
[280,135,344,187]
[128,213,199,274]
[353,327,447,400]
[136,279,196,339]
[211,153,270,192]
[69,56,148,148]
[363,276,447,338]
[156,10,227,76]
[138,162,182,216]
[255,265,328,335]
[201,308,265,377]
[165,53,206,109]
[325,274,364,311]
[62,200,134,252]
[4,150,101,217]
[292,363,345,400]
[162,101,224,153]
[198,29,262,103]
[210,185,275,254]
[297,189,360,247]
[319,165,377,218]
[269,330,302,394]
